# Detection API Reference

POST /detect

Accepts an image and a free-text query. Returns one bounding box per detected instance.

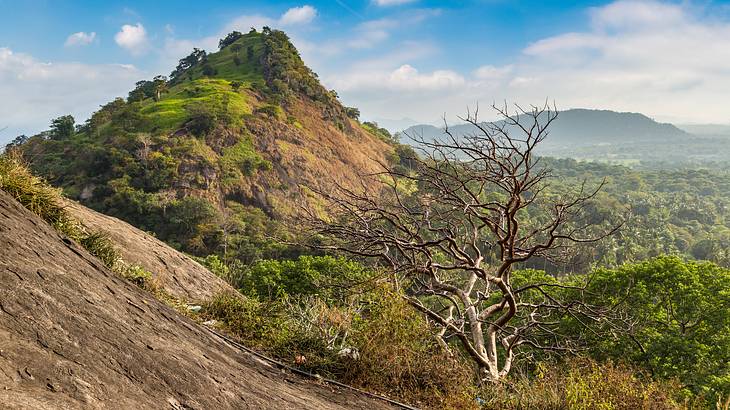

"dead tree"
[305,103,625,381]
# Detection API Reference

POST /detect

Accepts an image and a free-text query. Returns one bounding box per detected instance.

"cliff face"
[0,190,394,409]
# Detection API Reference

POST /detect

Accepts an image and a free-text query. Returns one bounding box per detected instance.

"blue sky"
[2,0,730,143]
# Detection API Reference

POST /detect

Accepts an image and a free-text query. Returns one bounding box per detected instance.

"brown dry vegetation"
[233,96,393,218]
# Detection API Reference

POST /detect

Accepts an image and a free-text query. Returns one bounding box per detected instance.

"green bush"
[205,292,292,349]
[575,256,730,398]
[236,255,370,302]
[122,265,153,288]
[79,231,120,270]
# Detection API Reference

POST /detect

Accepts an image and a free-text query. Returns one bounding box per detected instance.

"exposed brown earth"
[0,191,395,409]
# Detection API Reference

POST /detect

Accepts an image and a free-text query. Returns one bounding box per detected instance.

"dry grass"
[479,358,686,410]
[0,153,119,270]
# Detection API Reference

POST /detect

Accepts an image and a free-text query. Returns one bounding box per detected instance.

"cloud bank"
[328,0,730,125]
[0,47,140,140]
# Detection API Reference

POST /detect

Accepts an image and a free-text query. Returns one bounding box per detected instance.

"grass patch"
[220,138,272,187]
[1,154,119,271]
[140,78,252,133]
[0,152,78,235]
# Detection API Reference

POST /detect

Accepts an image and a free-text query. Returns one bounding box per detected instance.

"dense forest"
[3,29,729,409]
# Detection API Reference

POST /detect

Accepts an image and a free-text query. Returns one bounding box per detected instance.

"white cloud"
[0,47,141,142]
[115,23,149,55]
[64,32,96,47]
[279,5,317,26]
[372,0,417,6]
[589,0,685,30]
[473,65,512,81]
[329,64,464,92]
[331,0,730,125]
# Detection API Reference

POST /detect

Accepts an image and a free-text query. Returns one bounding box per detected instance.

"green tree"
[218,31,243,49]
[50,115,75,140]
[170,48,207,82]
[580,256,730,397]
[152,75,168,101]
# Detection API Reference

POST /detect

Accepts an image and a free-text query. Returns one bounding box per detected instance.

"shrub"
[0,153,78,235]
[343,285,477,409]
[237,255,370,302]
[185,103,218,136]
[122,265,153,288]
[478,358,685,410]
[79,231,120,270]
[204,279,477,409]
[204,292,291,349]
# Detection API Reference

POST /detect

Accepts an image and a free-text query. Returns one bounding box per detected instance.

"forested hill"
[403,109,730,166]
[404,109,688,145]
[9,29,406,260]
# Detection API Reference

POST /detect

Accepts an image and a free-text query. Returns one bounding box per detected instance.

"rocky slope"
[63,198,229,302]
[0,190,394,409]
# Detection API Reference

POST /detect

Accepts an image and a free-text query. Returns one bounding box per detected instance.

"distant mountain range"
[402,109,690,146]
[400,109,730,166]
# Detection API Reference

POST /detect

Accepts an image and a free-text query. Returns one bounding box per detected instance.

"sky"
[2,0,730,143]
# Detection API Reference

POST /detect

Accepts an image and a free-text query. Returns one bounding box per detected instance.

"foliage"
[478,358,685,410]
[361,121,395,143]
[235,255,370,301]
[122,265,153,288]
[204,277,476,409]
[519,158,730,271]
[219,138,271,183]
[170,48,207,83]
[78,231,121,270]
[574,256,730,399]
[205,292,293,351]
[344,106,360,120]
[219,31,244,49]
[0,153,77,234]
[50,115,75,140]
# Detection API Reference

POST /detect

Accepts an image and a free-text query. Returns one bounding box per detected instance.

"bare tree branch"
[303,103,627,382]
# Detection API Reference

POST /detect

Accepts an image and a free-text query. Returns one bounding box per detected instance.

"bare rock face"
[0,191,393,409]
[63,199,229,303]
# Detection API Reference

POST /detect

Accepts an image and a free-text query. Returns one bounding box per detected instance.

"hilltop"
[12,29,404,259]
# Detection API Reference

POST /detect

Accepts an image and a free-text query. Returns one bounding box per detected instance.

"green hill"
[10,28,402,261]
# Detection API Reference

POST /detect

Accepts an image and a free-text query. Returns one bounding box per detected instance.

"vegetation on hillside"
[0,154,119,268]
[10,28,397,262]
[3,28,730,409]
